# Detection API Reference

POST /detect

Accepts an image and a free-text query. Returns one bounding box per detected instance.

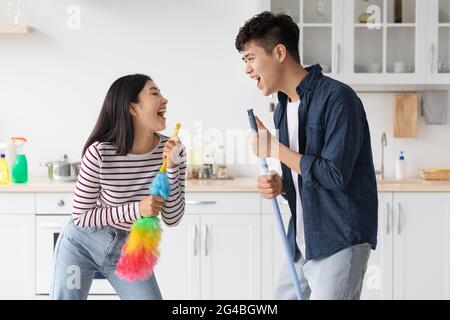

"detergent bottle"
[11,137,28,184]
[395,150,407,180]
[0,143,11,185]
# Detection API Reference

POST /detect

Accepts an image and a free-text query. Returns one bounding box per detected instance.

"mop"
[116,123,181,282]
[247,109,302,300]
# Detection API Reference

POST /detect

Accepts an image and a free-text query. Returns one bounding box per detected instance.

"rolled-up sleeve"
[300,88,364,191]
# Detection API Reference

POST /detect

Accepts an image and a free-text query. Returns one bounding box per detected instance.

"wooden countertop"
[1,177,450,193]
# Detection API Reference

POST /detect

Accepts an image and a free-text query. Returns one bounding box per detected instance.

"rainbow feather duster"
[116,123,181,282]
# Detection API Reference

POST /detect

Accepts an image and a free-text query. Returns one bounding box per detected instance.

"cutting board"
[394,93,419,138]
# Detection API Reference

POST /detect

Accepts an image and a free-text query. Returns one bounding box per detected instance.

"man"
[235,12,378,300]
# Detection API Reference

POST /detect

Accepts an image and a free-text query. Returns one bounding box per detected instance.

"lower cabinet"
[260,197,292,299]
[362,192,450,300]
[361,192,393,300]
[261,213,290,299]
[154,215,201,299]
[392,193,450,299]
[1,190,450,300]
[0,214,35,299]
[155,193,262,300]
[156,213,261,300]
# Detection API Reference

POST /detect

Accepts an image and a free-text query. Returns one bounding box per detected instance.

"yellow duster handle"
[160,123,181,173]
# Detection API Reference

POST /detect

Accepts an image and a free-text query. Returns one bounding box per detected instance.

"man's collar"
[277,64,323,105]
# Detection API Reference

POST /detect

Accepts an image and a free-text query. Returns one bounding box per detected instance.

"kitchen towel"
[422,90,448,125]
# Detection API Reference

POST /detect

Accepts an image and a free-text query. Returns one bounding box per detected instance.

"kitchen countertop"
[1,177,450,193]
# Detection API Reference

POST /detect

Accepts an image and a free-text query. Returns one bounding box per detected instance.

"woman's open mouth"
[157,108,166,120]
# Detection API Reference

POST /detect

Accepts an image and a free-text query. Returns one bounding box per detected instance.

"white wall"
[1,0,449,179]
[361,91,450,179]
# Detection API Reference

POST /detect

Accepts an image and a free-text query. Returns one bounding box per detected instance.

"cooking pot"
[41,154,81,181]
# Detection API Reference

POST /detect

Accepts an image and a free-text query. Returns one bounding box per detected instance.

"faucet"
[380,132,387,180]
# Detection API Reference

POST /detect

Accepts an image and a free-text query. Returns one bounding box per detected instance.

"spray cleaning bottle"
[11,137,28,184]
[0,143,11,185]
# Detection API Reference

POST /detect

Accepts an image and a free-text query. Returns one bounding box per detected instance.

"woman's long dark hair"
[82,74,152,156]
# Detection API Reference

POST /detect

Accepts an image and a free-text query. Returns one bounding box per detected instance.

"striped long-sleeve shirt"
[72,134,186,230]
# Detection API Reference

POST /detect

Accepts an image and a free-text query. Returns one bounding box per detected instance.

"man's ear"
[273,44,287,63]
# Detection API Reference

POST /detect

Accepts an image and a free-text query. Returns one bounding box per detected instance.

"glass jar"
[0,0,20,25]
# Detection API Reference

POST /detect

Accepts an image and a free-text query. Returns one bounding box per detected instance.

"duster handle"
[160,123,182,173]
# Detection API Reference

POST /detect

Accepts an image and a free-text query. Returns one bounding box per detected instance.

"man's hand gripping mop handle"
[247,109,302,300]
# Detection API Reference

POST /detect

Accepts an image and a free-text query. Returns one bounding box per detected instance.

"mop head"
[115,171,170,282]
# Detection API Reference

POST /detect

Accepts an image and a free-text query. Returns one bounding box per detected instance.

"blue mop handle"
[247,109,302,300]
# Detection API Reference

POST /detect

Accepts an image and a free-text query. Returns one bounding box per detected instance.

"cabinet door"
[361,193,393,300]
[0,215,35,299]
[261,209,291,300]
[426,0,450,83]
[393,193,450,299]
[201,214,261,300]
[154,215,201,300]
[343,0,427,84]
[262,0,344,78]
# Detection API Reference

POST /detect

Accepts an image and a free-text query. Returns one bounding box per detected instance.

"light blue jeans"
[50,220,162,300]
[274,243,371,300]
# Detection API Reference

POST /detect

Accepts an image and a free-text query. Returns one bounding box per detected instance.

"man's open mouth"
[252,75,261,88]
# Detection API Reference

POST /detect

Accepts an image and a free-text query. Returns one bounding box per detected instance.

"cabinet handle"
[39,222,64,229]
[204,225,209,256]
[57,200,65,207]
[430,43,435,73]
[397,203,402,235]
[385,202,391,234]
[193,225,198,256]
[335,44,341,74]
[186,200,217,205]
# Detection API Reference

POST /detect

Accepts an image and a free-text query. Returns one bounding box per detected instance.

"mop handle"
[247,109,302,300]
[160,123,182,173]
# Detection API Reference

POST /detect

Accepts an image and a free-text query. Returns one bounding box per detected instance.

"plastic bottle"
[0,144,11,185]
[6,138,17,174]
[11,137,28,184]
[396,151,407,180]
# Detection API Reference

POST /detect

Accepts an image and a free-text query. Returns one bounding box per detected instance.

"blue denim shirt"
[274,64,378,261]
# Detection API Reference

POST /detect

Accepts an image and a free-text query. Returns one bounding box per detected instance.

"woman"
[51,74,186,300]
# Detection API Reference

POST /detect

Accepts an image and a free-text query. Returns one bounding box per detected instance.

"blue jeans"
[274,243,371,300]
[50,220,162,300]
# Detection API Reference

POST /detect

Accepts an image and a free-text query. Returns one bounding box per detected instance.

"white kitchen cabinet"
[362,192,450,300]
[157,214,261,300]
[361,192,393,300]
[261,203,291,299]
[426,0,450,83]
[343,0,427,84]
[262,0,344,79]
[0,214,35,299]
[156,193,261,300]
[201,214,261,300]
[263,0,449,85]
[154,214,201,300]
[393,192,450,299]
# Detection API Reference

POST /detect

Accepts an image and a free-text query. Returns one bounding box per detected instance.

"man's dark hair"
[235,11,300,64]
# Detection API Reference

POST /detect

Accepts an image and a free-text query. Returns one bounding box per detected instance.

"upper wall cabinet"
[343,0,427,84]
[261,0,344,78]
[261,0,450,86]
[427,0,450,83]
